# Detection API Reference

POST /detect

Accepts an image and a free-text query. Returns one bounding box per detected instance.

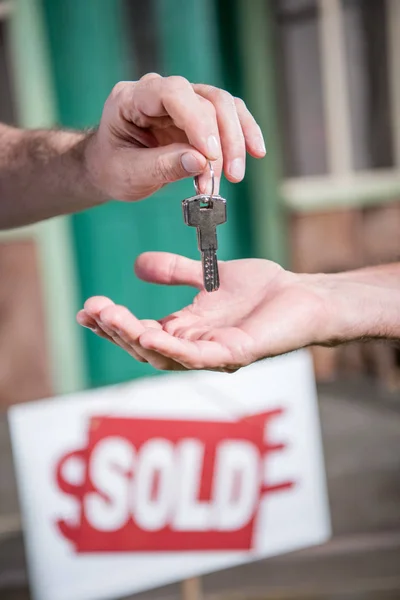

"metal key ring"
[194,161,214,198]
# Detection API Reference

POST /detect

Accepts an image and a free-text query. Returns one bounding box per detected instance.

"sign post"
[182,577,203,600]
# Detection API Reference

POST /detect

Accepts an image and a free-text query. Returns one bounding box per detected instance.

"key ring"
[194,161,214,198]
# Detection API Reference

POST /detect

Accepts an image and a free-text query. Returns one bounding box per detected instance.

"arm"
[318,263,400,344]
[0,125,103,228]
[0,74,265,230]
[308,265,400,344]
[77,255,400,372]
[332,262,400,289]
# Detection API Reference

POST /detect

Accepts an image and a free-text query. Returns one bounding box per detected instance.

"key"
[182,164,226,292]
[182,193,227,291]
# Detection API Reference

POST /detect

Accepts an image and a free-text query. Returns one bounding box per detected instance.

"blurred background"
[0,0,400,598]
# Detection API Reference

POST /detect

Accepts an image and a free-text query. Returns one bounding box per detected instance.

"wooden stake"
[181,576,203,600]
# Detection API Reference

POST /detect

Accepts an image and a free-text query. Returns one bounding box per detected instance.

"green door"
[42,0,252,388]
[217,0,287,267]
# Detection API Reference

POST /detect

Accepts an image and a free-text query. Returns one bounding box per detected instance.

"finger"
[82,296,130,348]
[83,296,115,318]
[194,97,222,194]
[195,86,265,160]
[139,329,234,370]
[135,252,203,288]
[98,305,149,363]
[96,305,147,361]
[121,76,222,161]
[90,326,117,344]
[79,305,142,358]
[195,144,222,195]
[194,85,246,182]
[76,310,97,329]
[134,142,207,188]
[141,319,163,330]
[97,305,177,368]
[116,315,181,369]
[173,325,210,341]
[97,304,188,369]
[137,318,165,365]
[196,160,222,195]
[234,97,266,158]
[139,72,163,84]
[76,310,118,345]
[161,314,195,336]
[138,350,186,372]
[77,296,146,362]
[80,297,124,345]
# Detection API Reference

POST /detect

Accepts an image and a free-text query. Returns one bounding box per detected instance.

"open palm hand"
[77,252,329,372]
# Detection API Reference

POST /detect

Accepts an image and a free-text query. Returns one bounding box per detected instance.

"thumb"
[142,143,207,185]
[135,252,203,288]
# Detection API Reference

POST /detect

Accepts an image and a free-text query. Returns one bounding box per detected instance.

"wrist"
[307,272,400,344]
[77,129,109,206]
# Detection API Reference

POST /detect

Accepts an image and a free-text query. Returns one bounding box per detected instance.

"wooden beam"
[317,0,352,175]
[181,576,203,600]
[387,0,400,168]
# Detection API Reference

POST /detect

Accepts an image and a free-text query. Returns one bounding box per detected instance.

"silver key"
[182,164,227,292]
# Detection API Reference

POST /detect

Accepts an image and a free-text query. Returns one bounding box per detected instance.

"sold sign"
[55,409,294,553]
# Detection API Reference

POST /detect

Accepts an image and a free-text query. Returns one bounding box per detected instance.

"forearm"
[333,262,400,289]
[0,124,106,229]
[312,264,400,345]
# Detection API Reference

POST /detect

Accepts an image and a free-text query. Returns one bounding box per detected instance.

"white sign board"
[9,351,330,600]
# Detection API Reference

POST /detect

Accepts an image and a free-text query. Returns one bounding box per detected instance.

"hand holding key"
[183,162,226,292]
[85,75,266,203]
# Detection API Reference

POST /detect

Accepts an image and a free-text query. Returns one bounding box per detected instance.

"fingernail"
[229,158,245,180]
[257,137,266,155]
[181,152,203,174]
[207,135,219,159]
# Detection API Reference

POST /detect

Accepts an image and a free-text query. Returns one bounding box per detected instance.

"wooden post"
[181,576,203,600]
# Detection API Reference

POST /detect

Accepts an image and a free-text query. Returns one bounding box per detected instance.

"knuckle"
[99,306,114,323]
[216,89,235,108]
[202,85,235,108]
[111,81,124,96]
[166,75,191,90]
[139,72,161,82]
[203,98,217,119]
[201,83,218,98]
[109,81,129,101]
[107,82,136,116]
[154,155,179,182]
[109,306,127,329]
[167,254,179,285]
[234,96,247,111]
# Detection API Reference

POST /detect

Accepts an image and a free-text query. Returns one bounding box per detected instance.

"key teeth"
[202,250,220,292]
[205,280,220,292]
